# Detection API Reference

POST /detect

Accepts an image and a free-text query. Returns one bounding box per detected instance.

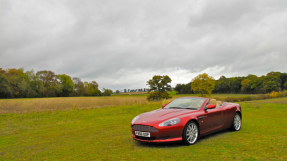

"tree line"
[0,68,113,98]
[175,71,287,94]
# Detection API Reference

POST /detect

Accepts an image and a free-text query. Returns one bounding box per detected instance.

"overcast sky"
[1,0,287,91]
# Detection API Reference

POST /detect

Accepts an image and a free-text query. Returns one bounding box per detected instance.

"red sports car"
[131,97,242,145]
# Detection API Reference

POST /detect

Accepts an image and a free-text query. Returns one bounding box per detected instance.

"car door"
[200,107,226,133]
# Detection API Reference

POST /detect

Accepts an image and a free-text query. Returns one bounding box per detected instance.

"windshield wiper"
[185,108,198,110]
[168,107,183,109]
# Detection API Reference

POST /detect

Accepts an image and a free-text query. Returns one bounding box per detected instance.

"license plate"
[135,131,150,137]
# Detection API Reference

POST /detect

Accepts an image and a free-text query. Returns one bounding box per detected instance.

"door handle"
[198,116,207,119]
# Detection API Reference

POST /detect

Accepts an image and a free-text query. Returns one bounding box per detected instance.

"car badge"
[143,121,146,122]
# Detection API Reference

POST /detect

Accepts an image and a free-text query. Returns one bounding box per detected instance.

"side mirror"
[162,104,167,108]
[206,104,216,109]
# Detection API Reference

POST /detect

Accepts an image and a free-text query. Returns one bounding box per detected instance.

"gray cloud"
[1,0,287,90]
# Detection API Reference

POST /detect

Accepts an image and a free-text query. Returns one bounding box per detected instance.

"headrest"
[210,99,217,105]
[216,101,222,107]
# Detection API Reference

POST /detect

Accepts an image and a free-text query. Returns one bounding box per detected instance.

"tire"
[230,113,241,131]
[182,121,199,145]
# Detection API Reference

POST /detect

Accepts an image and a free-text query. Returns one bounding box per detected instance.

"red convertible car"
[131,97,242,145]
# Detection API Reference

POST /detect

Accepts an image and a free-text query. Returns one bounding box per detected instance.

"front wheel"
[231,113,241,131]
[182,121,199,145]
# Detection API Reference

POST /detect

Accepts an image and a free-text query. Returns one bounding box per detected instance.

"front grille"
[135,136,156,140]
[132,125,159,132]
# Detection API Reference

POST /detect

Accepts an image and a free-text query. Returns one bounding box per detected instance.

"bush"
[147,91,172,101]
[225,97,237,102]
[278,91,284,97]
[103,89,113,96]
[270,91,278,98]
[251,95,260,100]
[224,92,287,103]
[239,96,246,102]
[259,94,270,100]
[93,89,102,96]
[245,95,252,101]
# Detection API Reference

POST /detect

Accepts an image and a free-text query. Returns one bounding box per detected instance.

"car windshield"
[164,98,206,110]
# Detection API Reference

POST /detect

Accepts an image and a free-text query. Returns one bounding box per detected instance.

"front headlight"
[159,118,181,127]
[131,115,139,124]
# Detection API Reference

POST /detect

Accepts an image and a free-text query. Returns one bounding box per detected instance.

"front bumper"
[132,134,182,143]
[131,125,183,143]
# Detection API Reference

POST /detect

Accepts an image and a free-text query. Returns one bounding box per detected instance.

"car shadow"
[135,129,231,148]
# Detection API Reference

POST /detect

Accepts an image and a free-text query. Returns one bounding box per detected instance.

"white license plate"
[135,131,150,137]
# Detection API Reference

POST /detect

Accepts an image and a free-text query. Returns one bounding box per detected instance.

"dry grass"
[248,97,287,104]
[3,94,285,114]
[0,96,150,114]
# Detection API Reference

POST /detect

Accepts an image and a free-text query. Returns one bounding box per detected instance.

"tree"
[0,73,12,98]
[37,70,58,97]
[5,68,25,98]
[57,74,74,97]
[264,81,277,93]
[24,70,41,97]
[279,73,287,90]
[284,81,287,90]
[175,84,184,94]
[191,73,215,96]
[214,76,230,93]
[264,72,281,91]
[18,78,29,97]
[147,75,172,93]
[262,72,281,92]
[116,90,120,94]
[146,91,171,101]
[175,83,193,94]
[146,75,172,101]
[83,81,101,96]
[103,88,113,96]
[241,79,251,93]
[250,77,264,93]
[73,77,85,96]
[229,77,243,94]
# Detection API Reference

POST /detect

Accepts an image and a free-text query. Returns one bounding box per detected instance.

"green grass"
[1,98,287,160]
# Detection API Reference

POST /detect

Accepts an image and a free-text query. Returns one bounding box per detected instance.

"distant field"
[0,93,263,114]
[249,97,287,104]
[0,96,147,114]
[1,96,286,160]
[0,93,268,114]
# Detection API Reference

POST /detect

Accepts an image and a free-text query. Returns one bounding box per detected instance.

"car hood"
[134,108,197,126]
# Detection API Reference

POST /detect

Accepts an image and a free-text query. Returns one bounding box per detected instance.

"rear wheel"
[231,113,241,131]
[182,121,199,145]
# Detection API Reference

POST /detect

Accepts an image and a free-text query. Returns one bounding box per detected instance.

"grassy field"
[1,96,287,160]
